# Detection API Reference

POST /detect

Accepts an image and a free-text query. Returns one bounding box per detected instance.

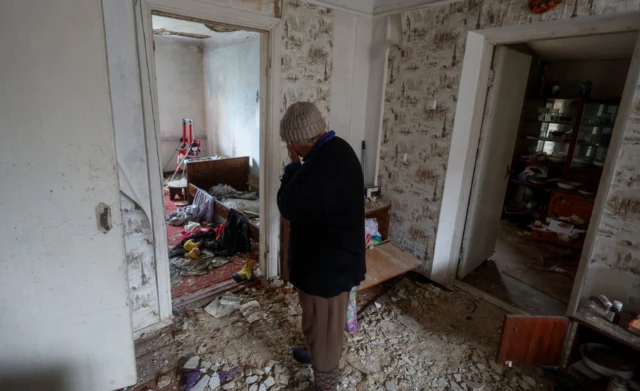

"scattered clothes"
[218,209,251,256]
[170,252,230,282]
[167,188,215,226]
[365,218,382,246]
[185,222,201,232]
[232,259,254,283]
[183,369,201,391]
[209,183,258,201]
[345,287,358,334]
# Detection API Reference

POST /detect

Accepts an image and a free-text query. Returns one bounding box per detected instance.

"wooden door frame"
[430,12,640,317]
[131,0,283,324]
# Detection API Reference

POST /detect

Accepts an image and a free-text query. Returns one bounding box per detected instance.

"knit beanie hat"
[280,102,326,143]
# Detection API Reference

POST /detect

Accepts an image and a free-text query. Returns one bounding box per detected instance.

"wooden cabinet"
[498,311,640,390]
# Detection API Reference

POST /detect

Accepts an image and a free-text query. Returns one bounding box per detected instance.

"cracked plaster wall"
[378,0,640,307]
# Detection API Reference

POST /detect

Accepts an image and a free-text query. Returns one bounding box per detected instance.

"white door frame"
[133,0,283,321]
[431,12,640,316]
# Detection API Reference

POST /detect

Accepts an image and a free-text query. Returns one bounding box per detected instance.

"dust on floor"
[127,279,555,391]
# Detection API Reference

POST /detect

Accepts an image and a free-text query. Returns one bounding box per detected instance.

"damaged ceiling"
[312,0,458,15]
[152,15,258,45]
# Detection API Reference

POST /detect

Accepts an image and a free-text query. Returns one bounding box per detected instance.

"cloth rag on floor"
[166,188,215,226]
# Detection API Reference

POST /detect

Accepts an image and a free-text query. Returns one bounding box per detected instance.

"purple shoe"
[292,347,312,365]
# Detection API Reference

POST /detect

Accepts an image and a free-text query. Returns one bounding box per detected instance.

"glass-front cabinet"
[571,101,619,169]
[514,98,619,180]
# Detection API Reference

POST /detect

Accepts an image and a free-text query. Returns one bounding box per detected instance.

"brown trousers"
[297,290,350,373]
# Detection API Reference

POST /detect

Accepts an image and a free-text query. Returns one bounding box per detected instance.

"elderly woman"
[277,102,366,391]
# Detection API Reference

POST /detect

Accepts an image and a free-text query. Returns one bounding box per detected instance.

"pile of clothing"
[169,208,252,282]
[365,218,382,248]
[167,188,215,226]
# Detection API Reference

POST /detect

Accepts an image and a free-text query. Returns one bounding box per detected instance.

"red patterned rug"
[164,193,258,299]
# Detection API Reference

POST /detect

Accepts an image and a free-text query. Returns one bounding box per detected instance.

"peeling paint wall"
[378,0,640,307]
[120,194,160,330]
[203,34,261,176]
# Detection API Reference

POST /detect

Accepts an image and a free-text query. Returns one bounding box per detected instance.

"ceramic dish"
[558,181,581,190]
[581,343,636,380]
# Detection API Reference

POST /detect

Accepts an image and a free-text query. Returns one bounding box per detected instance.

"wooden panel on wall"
[497,315,569,367]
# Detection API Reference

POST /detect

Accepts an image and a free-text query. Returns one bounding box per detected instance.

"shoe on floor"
[292,347,312,365]
[232,259,254,282]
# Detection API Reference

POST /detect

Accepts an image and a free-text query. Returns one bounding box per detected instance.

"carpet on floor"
[164,192,259,299]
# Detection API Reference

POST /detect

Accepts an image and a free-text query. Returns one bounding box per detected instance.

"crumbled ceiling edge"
[153,28,211,39]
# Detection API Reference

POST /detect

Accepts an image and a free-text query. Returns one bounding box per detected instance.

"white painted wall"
[330,10,380,184]
[103,0,162,332]
[154,35,207,170]
[203,34,262,176]
[0,0,136,389]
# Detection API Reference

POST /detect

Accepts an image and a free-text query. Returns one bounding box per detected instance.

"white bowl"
[558,181,581,190]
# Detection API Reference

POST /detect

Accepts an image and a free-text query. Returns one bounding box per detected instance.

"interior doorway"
[151,13,264,305]
[457,32,637,315]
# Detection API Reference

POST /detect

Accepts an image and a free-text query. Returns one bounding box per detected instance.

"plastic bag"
[345,287,357,334]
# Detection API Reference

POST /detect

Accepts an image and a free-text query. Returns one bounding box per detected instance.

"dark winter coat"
[277,136,366,298]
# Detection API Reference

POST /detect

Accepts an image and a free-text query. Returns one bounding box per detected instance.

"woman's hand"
[287,143,301,165]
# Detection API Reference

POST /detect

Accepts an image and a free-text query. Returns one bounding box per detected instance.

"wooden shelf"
[572,309,640,352]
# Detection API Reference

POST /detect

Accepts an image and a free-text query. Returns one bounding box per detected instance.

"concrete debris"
[523,375,536,387]
[240,300,264,323]
[200,361,212,371]
[183,356,201,370]
[269,277,284,287]
[174,330,189,340]
[191,374,210,391]
[518,378,532,390]
[133,279,554,391]
[156,374,171,388]
[208,374,221,390]
[397,314,423,333]
[466,380,485,390]
[374,301,382,310]
[205,297,241,318]
[263,376,275,388]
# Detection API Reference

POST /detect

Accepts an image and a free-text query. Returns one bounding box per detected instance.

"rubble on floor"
[128,279,556,391]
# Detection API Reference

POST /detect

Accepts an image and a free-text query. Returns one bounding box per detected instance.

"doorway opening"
[457,32,636,315]
[152,14,263,305]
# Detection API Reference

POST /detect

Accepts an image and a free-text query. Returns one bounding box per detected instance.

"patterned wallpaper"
[378,0,640,302]
[281,0,333,122]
